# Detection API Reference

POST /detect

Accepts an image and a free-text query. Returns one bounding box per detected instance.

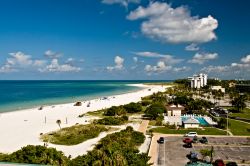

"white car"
[184,132,198,137]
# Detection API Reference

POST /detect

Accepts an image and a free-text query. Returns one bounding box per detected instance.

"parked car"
[184,132,198,137]
[183,142,193,148]
[200,136,208,144]
[183,137,193,143]
[226,162,237,166]
[186,151,198,162]
[192,136,198,143]
[214,159,225,166]
[157,137,165,144]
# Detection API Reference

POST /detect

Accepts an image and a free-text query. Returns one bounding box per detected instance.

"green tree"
[200,148,215,161]
[217,118,228,129]
[145,103,165,120]
[231,94,247,112]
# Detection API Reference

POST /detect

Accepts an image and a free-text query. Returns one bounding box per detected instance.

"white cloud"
[201,54,250,78]
[144,61,171,74]
[188,52,218,64]
[33,60,47,67]
[44,50,62,59]
[133,57,138,63]
[0,64,17,73]
[173,66,191,72]
[201,65,230,73]
[39,59,81,72]
[0,52,39,73]
[8,52,33,66]
[102,0,140,8]
[133,51,183,65]
[185,43,199,51]
[241,55,250,63]
[107,56,125,71]
[127,2,218,43]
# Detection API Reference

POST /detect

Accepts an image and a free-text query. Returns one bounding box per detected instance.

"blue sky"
[0,0,250,80]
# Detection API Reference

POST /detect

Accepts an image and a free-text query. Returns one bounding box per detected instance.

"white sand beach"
[0,84,168,157]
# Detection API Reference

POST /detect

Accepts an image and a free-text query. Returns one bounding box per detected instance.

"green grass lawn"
[80,109,105,117]
[230,108,250,119]
[41,124,109,145]
[229,119,250,136]
[150,127,227,135]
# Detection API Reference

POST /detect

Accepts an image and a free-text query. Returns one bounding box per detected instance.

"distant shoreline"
[0,80,172,113]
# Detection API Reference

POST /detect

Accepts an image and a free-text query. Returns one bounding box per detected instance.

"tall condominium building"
[188,73,207,89]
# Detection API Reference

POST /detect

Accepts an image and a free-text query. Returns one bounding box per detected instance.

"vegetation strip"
[41,124,109,145]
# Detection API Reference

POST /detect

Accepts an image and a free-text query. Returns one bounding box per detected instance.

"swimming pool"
[181,116,209,126]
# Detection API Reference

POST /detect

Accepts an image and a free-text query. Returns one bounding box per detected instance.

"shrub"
[0,145,69,165]
[104,106,126,116]
[95,116,128,125]
[41,124,108,145]
[141,100,151,106]
[123,102,142,113]
[69,127,149,166]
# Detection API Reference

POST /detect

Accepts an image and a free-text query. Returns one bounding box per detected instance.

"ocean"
[0,80,170,113]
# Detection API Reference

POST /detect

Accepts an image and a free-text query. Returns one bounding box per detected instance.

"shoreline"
[0,84,169,157]
[0,83,145,114]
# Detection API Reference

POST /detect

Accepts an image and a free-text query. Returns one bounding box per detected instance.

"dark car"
[226,162,237,166]
[200,137,208,144]
[184,142,193,148]
[157,137,165,144]
[192,136,198,143]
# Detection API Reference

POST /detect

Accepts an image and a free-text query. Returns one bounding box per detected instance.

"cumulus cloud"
[8,52,33,66]
[133,51,183,65]
[188,52,218,64]
[44,50,62,59]
[33,60,47,67]
[0,52,45,73]
[133,57,138,63]
[185,43,199,51]
[107,56,125,71]
[39,59,81,72]
[102,0,140,8]
[144,61,171,74]
[241,55,250,63]
[127,2,218,43]
[0,64,17,73]
[201,54,250,78]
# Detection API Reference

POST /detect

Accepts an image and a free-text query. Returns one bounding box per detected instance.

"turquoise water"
[181,116,209,126]
[0,80,170,113]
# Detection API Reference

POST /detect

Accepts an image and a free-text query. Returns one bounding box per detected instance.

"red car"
[183,137,193,143]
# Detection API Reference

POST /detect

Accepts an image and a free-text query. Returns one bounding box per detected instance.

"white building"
[188,73,207,89]
[183,118,200,128]
[211,86,225,93]
[165,104,185,116]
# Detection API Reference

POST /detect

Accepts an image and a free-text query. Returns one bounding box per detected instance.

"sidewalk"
[138,120,149,135]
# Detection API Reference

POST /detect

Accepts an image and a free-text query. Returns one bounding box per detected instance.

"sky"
[0,0,250,80]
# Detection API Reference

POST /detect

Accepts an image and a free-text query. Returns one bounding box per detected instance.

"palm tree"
[56,119,61,129]
[231,94,247,112]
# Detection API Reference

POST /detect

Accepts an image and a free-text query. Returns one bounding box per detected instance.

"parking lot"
[157,136,250,166]
[157,137,190,166]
